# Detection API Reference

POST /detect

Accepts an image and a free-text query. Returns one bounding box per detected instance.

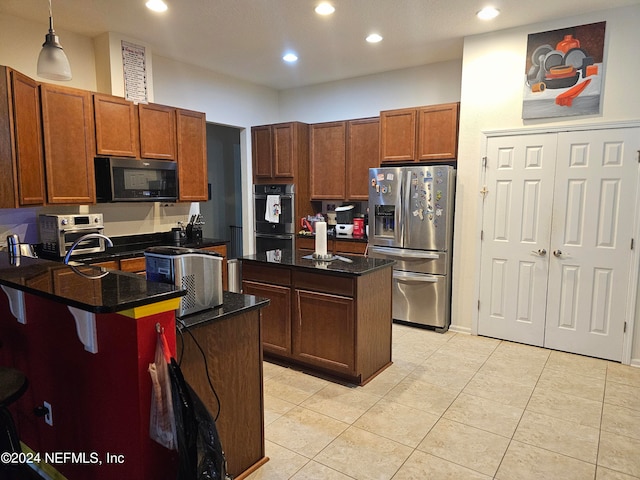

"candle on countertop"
[315,221,327,256]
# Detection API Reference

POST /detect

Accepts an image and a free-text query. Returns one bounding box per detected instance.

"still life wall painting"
[522,21,606,120]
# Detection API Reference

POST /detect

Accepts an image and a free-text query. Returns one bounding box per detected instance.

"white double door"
[478,127,639,361]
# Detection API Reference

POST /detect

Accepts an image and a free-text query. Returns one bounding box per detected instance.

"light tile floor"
[246,324,640,480]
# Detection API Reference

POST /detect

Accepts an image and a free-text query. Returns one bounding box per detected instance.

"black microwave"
[95,157,178,202]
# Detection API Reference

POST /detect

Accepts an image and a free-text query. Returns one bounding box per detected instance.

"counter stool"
[0,366,28,455]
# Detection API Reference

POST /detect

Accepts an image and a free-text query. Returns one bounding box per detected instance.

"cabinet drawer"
[297,236,315,251]
[294,271,354,297]
[89,260,119,270]
[242,262,291,286]
[334,240,367,256]
[119,256,146,273]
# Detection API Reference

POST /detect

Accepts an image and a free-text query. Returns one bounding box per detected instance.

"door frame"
[472,120,640,365]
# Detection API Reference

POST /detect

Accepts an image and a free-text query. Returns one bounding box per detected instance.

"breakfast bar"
[0,254,269,479]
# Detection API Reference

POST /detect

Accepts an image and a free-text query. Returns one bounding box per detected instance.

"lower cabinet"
[242,280,291,355]
[294,289,355,374]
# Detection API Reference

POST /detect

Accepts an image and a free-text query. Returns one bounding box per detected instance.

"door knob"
[553,249,562,257]
[531,249,547,256]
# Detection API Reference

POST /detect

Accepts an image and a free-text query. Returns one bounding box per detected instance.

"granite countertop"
[241,249,394,276]
[60,232,228,263]
[176,291,270,329]
[0,254,184,313]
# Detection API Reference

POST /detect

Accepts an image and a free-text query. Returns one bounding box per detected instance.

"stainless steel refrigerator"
[368,165,455,331]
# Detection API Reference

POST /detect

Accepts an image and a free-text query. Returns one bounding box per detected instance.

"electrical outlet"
[43,401,53,426]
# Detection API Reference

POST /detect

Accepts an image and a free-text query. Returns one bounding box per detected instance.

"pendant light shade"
[37,0,72,81]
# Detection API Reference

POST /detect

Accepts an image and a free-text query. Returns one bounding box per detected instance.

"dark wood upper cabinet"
[0,68,46,207]
[272,123,296,178]
[176,108,208,202]
[380,102,459,163]
[310,121,347,200]
[40,83,96,205]
[252,125,273,178]
[93,93,139,157]
[252,122,309,182]
[417,103,459,161]
[380,108,416,163]
[346,117,379,200]
[138,102,176,160]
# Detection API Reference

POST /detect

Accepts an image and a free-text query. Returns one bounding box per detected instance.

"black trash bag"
[169,358,231,480]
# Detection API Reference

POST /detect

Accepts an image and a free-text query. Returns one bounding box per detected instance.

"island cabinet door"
[293,289,355,375]
[242,280,292,355]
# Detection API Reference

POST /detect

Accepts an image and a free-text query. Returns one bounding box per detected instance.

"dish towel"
[265,195,281,223]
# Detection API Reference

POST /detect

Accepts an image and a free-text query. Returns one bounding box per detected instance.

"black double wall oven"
[253,184,295,254]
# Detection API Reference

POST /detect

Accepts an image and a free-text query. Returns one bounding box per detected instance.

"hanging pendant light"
[37,0,72,81]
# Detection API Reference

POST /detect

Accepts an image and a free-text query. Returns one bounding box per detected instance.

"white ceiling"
[2,0,638,90]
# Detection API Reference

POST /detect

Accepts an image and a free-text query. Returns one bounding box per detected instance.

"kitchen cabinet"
[176,108,208,201]
[380,102,459,163]
[252,121,312,220]
[243,280,291,355]
[294,282,355,375]
[241,255,392,385]
[251,122,308,181]
[0,67,45,208]
[240,262,291,356]
[309,117,379,201]
[346,117,379,200]
[138,102,176,160]
[297,236,367,256]
[41,83,96,205]
[118,257,146,275]
[310,121,347,199]
[93,93,139,158]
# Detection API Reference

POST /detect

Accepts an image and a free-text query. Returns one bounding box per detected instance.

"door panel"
[480,127,639,362]
[478,134,557,345]
[544,128,639,361]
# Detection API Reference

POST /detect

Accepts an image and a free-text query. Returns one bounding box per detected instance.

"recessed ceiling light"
[477,6,500,20]
[146,0,168,12]
[315,3,335,15]
[283,53,298,63]
[366,34,383,43]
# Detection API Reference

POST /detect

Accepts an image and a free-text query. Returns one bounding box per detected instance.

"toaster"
[144,246,223,317]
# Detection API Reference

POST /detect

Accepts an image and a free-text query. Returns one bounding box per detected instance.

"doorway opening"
[200,123,243,258]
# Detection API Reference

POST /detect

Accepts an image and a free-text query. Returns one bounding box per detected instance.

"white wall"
[0,14,96,91]
[454,5,640,361]
[0,13,278,252]
[279,60,462,123]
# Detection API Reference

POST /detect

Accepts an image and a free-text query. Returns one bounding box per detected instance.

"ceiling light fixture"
[366,33,383,43]
[283,53,298,63]
[146,0,168,13]
[477,6,500,20]
[315,3,335,15]
[37,0,72,81]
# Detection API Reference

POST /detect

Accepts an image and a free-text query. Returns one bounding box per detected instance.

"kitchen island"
[0,255,269,480]
[241,250,394,385]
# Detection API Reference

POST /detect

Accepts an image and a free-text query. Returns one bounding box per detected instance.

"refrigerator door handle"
[371,246,441,260]
[393,271,439,283]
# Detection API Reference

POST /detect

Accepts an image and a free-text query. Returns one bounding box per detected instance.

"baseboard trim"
[448,324,471,335]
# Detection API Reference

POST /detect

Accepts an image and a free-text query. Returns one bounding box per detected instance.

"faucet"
[63,233,113,264]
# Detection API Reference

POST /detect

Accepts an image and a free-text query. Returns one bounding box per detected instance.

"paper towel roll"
[315,222,327,256]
